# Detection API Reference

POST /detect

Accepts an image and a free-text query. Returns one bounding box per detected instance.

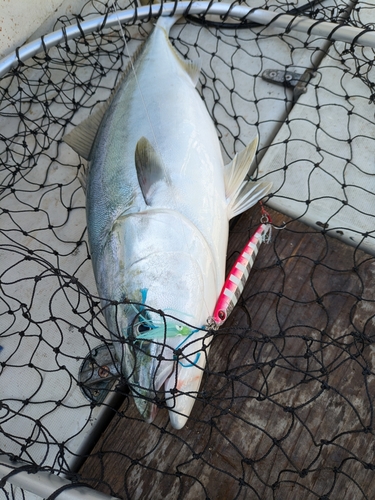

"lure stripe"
[229,274,242,288]
[243,251,252,262]
[235,261,249,280]
[211,223,269,327]
[224,288,235,300]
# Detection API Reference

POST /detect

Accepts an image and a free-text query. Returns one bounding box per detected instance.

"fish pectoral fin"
[63,104,107,160]
[135,136,169,205]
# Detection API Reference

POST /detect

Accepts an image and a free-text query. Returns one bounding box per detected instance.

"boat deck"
[79,205,375,499]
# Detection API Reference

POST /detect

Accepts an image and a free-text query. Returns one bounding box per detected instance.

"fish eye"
[137,322,152,333]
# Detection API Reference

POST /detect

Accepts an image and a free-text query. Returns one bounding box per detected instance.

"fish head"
[101,210,219,428]
[119,251,211,420]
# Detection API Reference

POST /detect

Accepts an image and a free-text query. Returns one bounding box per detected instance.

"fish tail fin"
[155,13,181,35]
[138,0,181,31]
[155,14,201,86]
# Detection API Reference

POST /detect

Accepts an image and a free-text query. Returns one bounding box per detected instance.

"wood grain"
[79,206,375,500]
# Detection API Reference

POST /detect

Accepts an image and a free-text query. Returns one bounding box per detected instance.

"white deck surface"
[259,0,375,254]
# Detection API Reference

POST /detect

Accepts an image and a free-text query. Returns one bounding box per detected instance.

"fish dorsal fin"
[63,41,146,160]
[78,163,89,194]
[135,137,168,205]
[225,136,273,219]
[63,105,107,160]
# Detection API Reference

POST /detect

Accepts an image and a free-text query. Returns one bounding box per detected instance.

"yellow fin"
[224,136,259,200]
[180,57,202,87]
[135,137,170,205]
[225,136,273,218]
[63,41,146,159]
[63,105,106,160]
[228,181,273,219]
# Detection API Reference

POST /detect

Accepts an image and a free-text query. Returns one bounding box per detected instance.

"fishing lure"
[209,220,271,328]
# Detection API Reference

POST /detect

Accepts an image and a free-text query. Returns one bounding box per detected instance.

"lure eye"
[218,310,226,321]
[176,325,183,331]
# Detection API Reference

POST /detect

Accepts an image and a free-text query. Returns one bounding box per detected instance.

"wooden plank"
[79,206,375,499]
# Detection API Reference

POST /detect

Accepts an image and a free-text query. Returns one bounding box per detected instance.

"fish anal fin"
[180,58,202,87]
[135,137,168,205]
[224,136,272,218]
[224,135,259,200]
[228,181,273,219]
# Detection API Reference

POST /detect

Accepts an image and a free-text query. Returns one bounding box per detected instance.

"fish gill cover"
[0,0,375,498]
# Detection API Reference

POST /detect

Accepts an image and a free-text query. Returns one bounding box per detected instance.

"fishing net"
[1,0,375,498]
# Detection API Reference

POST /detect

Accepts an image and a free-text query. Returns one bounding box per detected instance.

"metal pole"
[0,455,120,500]
[0,2,374,79]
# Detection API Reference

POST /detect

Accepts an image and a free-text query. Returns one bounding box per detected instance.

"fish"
[63,14,272,429]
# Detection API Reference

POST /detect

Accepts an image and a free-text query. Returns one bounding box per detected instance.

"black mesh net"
[1,0,375,498]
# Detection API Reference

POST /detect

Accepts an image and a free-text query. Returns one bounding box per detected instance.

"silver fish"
[64,15,272,429]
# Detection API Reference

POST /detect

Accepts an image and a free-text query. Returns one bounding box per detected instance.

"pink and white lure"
[209,222,271,328]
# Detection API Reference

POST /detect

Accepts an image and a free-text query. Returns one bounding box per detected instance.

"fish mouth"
[164,333,210,430]
[125,334,176,422]
[125,325,210,429]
